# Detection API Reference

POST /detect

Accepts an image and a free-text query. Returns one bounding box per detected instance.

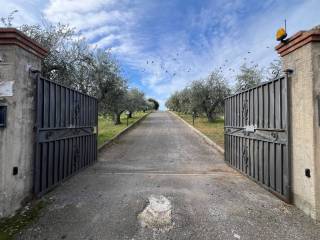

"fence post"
[0,28,48,217]
[276,26,320,220]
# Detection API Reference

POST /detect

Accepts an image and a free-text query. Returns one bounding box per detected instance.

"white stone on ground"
[138,195,172,231]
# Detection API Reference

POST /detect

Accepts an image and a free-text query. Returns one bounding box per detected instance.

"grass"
[174,112,225,148]
[98,111,149,147]
[0,201,46,240]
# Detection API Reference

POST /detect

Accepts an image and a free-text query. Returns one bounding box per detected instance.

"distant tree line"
[166,71,230,122]
[147,98,159,110]
[166,61,282,122]
[1,11,159,125]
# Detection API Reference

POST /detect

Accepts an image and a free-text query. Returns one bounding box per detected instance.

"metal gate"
[224,75,291,202]
[33,74,98,196]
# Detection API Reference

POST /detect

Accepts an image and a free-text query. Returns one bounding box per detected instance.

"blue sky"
[1,0,320,109]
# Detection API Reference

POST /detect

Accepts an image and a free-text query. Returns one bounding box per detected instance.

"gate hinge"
[283,69,294,75]
[29,68,41,80]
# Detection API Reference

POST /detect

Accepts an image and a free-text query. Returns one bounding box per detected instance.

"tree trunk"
[113,113,121,125]
[206,112,215,123]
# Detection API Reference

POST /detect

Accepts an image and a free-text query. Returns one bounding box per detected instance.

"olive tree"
[0,10,18,27]
[19,23,97,94]
[165,91,181,112]
[166,70,230,122]
[92,50,128,125]
[235,63,263,92]
[196,71,230,122]
[2,15,149,125]
[126,88,147,118]
[148,98,160,110]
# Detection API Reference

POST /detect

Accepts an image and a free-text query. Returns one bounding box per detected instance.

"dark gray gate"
[224,75,291,202]
[33,74,98,196]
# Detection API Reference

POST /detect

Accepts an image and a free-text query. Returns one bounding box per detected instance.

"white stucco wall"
[282,41,320,220]
[0,45,41,217]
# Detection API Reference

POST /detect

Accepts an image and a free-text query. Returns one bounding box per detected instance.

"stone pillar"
[0,28,48,217]
[276,26,320,220]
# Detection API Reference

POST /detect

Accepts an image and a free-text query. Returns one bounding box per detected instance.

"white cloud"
[4,0,319,109]
[45,8,131,31]
[92,34,119,48]
[128,0,320,107]
[44,0,116,15]
[81,25,119,41]
[43,0,139,61]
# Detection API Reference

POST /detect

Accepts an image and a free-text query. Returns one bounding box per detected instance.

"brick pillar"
[0,28,48,217]
[276,26,320,220]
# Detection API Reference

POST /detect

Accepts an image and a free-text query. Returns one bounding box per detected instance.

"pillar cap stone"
[0,28,48,59]
[275,26,320,57]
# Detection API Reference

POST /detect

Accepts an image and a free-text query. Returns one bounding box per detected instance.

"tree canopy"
[1,16,156,125]
[148,98,160,110]
[166,60,283,122]
[166,70,230,122]
[234,64,263,92]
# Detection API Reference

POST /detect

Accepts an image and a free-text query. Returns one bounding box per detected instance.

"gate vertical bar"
[284,70,292,201]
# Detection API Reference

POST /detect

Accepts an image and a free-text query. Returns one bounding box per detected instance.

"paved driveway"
[18,112,320,240]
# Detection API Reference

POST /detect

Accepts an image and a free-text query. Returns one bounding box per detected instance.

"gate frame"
[31,70,98,197]
[224,71,293,203]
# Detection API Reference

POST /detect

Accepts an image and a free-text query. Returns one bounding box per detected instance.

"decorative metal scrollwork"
[242,98,249,123]
[45,131,54,139]
[272,69,281,79]
[73,100,81,123]
[242,146,249,168]
[73,128,81,135]
[271,132,279,141]
[73,144,80,168]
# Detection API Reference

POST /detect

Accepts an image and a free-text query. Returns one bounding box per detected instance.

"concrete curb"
[169,111,225,154]
[98,112,151,152]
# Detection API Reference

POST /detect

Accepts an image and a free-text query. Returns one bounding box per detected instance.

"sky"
[1,0,320,109]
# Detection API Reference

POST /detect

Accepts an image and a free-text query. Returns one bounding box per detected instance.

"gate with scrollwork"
[33,74,98,196]
[224,75,291,202]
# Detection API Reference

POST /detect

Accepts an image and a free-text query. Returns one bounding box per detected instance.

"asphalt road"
[18,112,320,240]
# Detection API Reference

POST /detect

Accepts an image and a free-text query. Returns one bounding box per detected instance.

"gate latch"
[244,125,256,133]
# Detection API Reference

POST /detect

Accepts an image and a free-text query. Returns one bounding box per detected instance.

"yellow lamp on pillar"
[276,28,287,42]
